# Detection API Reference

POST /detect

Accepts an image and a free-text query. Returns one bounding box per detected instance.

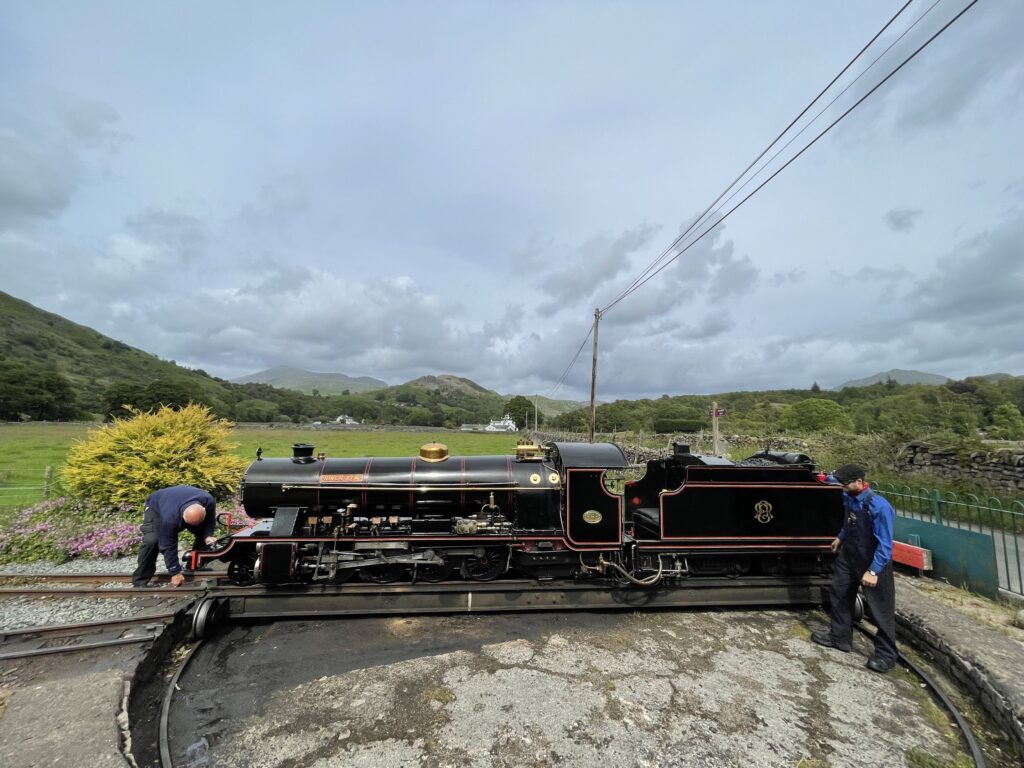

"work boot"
[811,630,852,652]
[866,656,895,673]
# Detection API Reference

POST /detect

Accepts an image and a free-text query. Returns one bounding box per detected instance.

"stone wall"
[897,440,1024,493]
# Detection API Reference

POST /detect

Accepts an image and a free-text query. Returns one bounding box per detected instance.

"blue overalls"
[829,488,898,663]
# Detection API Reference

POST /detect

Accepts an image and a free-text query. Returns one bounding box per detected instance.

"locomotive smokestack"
[672,442,691,457]
[292,443,316,463]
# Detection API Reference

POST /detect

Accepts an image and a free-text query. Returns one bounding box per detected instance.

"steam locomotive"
[192,441,845,587]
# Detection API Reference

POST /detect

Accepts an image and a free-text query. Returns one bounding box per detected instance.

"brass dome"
[419,442,449,462]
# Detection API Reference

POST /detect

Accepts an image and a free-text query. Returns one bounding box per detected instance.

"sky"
[1,0,1022,401]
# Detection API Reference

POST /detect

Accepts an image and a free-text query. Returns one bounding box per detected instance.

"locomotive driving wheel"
[463,547,506,581]
[227,554,257,586]
[360,564,407,583]
[414,561,453,583]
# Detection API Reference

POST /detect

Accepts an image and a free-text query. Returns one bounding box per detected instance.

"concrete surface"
[173,610,963,768]
[3,575,1023,767]
[0,671,129,768]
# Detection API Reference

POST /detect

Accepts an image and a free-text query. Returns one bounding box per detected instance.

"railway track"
[0,610,187,661]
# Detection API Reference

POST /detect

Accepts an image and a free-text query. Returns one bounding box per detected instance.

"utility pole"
[711,400,720,455]
[588,307,601,443]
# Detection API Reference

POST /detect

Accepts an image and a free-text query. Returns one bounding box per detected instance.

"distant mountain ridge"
[231,365,387,394]
[834,369,950,389]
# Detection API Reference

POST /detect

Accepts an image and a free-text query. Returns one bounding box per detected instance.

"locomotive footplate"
[201,576,831,623]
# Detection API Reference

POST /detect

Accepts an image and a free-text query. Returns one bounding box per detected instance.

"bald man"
[132,485,218,587]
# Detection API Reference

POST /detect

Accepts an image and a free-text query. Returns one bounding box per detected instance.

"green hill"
[231,365,387,394]
[835,369,949,389]
[0,290,235,416]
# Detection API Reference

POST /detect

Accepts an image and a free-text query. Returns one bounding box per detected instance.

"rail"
[878,484,1024,598]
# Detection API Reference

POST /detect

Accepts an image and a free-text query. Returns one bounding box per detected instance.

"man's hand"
[204,536,218,546]
[170,573,185,588]
[830,537,842,553]
[861,570,878,588]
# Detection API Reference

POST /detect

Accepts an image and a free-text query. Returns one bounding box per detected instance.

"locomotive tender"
[193,441,845,587]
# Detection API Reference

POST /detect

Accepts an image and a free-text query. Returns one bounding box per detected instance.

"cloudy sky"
[2,1,1022,400]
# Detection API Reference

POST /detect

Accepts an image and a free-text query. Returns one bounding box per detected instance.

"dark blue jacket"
[146,486,216,574]
[836,486,894,574]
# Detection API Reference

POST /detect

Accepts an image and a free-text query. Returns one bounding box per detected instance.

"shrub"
[62,404,248,506]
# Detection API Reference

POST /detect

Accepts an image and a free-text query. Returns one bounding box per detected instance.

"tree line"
[2,357,1022,441]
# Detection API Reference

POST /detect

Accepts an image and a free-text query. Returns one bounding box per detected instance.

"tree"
[782,398,855,433]
[503,396,536,430]
[62,404,248,506]
[990,403,1024,439]
[810,382,821,393]
[0,360,80,421]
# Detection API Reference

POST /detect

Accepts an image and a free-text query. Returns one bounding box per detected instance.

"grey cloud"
[769,269,806,287]
[908,212,1024,326]
[126,209,207,261]
[883,208,923,232]
[0,130,81,225]
[535,224,661,316]
[893,3,1024,131]
[57,97,122,149]
[239,175,309,227]
[0,97,122,228]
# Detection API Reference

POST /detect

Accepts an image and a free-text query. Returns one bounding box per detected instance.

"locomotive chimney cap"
[419,442,449,462]
[292,443,316,463]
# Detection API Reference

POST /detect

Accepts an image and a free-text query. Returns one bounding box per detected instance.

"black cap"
[833,464,866,483]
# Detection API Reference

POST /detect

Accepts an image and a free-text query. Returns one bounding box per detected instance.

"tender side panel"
[657,481,844,547]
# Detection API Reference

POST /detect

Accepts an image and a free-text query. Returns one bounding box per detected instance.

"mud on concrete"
[165,609,976,768]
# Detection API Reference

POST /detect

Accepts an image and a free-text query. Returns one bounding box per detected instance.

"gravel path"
[0,595,166,631]
[0,557,175,630]
[0,557,141,575]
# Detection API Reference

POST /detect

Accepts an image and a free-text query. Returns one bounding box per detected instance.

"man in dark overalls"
[132,485,217,588]
[812,464,897,673]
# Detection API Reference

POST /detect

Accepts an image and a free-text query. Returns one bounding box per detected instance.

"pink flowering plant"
[0,497,141,564]
[0,494,252,564]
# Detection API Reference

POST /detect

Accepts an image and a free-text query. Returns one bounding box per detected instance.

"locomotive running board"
[204,577,830,621]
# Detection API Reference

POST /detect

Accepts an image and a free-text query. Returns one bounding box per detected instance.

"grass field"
[0,422,522,514]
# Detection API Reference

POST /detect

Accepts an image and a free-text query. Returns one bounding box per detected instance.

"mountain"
[231,365,387,394]
[834,369,950,389]
[0,290,233,415]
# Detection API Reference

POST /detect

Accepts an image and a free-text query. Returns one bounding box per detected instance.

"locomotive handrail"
[277,482,555,491]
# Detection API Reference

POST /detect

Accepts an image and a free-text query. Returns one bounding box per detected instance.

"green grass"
[0,422,92,513]
[0,423,522,519]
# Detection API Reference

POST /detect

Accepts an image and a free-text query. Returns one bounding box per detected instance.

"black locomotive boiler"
[192,441,845,587]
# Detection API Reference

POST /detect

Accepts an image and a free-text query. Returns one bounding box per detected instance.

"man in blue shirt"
[812,464,898,673]
[131,485,218,588]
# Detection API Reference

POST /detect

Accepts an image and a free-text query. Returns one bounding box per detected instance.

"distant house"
[484,414,517,432]
[335,414,360,425]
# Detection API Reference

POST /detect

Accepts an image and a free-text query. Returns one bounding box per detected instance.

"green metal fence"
[878,484,1024,598]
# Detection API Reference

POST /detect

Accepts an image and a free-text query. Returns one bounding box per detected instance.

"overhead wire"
[544,325,594,398]
[600,0,917,314]
[602,0,979,313]
[695,0,945,243]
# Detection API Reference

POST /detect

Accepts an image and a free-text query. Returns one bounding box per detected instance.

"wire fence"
[0,466,55,511]
[878,484,1024,598]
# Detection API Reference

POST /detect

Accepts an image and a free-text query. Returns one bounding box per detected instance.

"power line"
[600,0,916,314]
[603,0,979,312]
[695,0,944,243]
[544,325,593,398]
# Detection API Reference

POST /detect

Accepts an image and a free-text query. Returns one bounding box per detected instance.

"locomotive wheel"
[360,564,407,584]
[760,556,787,577]
[414,561,453,583]
[228,554,257,586]
[463,548,506,581]
[727,557,752,578]
[329,567,356,584]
